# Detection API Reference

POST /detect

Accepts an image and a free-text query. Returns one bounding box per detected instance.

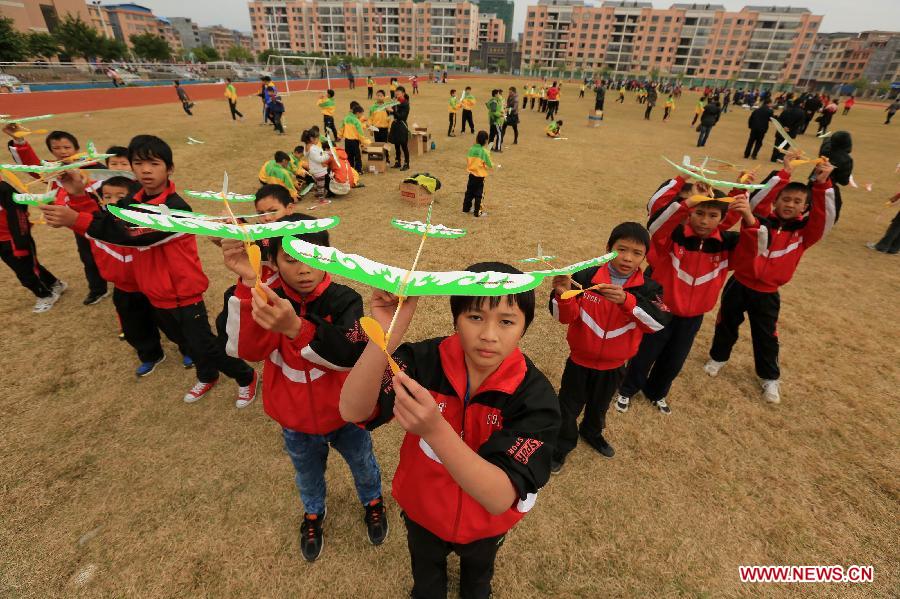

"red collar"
[438,333,526,400]
[135,180,176,206]
[281,273,331,304]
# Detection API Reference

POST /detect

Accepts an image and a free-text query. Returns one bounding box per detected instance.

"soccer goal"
[264,55,331,94]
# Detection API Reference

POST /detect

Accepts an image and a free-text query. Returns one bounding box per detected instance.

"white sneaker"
[654,397,672,415]
[33,294,58,313]
[704,359,727,377]
[235,371,259,409]
[761,379,781,404]
[614,393,630,413]
[51,280,68,297]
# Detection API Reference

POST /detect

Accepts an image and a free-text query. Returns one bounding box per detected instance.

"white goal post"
[264,55,331,94]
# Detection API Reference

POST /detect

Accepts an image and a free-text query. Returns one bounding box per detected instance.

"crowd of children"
[0,74,855,598]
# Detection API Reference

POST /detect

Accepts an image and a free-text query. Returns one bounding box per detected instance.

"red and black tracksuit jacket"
[0,181,34,255]
[223,275,365,434]
[646,175,774,231]
[647,200,764,317]
[364,334,560,545]
[732,169,837,293]
[549,264,670,370]
[72,181,210,309]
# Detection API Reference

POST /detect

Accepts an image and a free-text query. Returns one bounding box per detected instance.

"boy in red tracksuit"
[615,192,763,415]
[41,135,258,406]
[91,176,193,376]
[549,222,671,468]
[340,262,560,599]
[220,219,386,563]
[645,168,762,228]
[0,181,66,313]
[705,160,837,404]
[4,128,109,305]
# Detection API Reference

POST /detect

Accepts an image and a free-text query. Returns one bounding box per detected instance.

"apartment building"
[802,30,900,91]
[169,16,202,50]
[478,12,506,47]
[247,0,479,66]
[0,0,91,33]
[199,25,254,55]
[522,1,822,85]
[474,0,514,42]
[87,3,183,50]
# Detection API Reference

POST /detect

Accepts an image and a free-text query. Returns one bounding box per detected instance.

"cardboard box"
[399,181,432,206]
[365,143,388,173]
[413,126,432,153]
[409,131,428,156]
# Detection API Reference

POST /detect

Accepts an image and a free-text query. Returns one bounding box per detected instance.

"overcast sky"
[138,0,900,36]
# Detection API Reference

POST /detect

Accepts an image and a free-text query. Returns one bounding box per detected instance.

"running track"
[0,76,397,116]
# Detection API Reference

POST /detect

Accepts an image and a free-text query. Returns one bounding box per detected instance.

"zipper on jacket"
[450,378,470,540]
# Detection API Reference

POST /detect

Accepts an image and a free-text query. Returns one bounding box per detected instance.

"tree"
[192,45,220,63]
[54,14,103,60]
[495,58,508,73]
[25,31,59,61]
[97,37,127,61]
[130,33,171,61]
[225,45,253,63]
[257,48,281,64]
[850,76,870,96]
[875,80,890,98]
[0,17,28,62]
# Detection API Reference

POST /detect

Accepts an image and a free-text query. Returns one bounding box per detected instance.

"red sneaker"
[183,379,218,403]
[235,371,259,409]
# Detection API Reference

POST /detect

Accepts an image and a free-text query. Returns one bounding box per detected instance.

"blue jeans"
[282,423,383,516]
[697,125,712,146]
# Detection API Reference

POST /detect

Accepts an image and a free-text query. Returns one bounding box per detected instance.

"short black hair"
[255,184,292,208]
[607,222,650,252]
[449,262,535,333]
[450,88,456,95]
[693,199,730,217]
[350,100,363,113]
[46,131,79,151]
[105,145,128,158]
[274,150,290,163]
[267,213,330,262]
[376,89,386,95]
[101,176,139,195]
[396,85,406,94]
[556,120,564,126]
[128,134,173,169]
[327,89,335,97]
[301,129,319,144]
[293,145,304,154]
[781,181,810,200]
[476,130,489,145]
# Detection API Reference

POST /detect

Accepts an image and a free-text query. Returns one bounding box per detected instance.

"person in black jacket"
[817,130,852,221]
[770,100,805,162]
[800,94,822,134]
[644,84,658,120]
[744,98,773,159]
[0,181,65,312]
[696,99,720,147]
[388,87,411,171]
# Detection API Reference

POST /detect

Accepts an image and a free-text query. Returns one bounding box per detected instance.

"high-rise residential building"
[473,0,513,42]
[247,0,479,67]
[0,0,91,33]
[199,25,254,55]
[169,16,202,50]
[522,1,822,85]
[87,3,183,50]
[802,31,900,92]
[478,12,506,48]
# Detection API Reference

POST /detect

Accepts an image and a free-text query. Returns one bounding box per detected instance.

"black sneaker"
[550,458,564,475]
[400,164,410,171]
[299,511,325,562]
[364,497,389,546]
[392,162,401,169]
[581,433,615,458]
[83,290,110,305]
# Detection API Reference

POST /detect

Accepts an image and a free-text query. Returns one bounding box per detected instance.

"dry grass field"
[1,77,898,598]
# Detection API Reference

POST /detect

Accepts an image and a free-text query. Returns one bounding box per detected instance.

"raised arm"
[803,162,837,248]
[339,290,418,423]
